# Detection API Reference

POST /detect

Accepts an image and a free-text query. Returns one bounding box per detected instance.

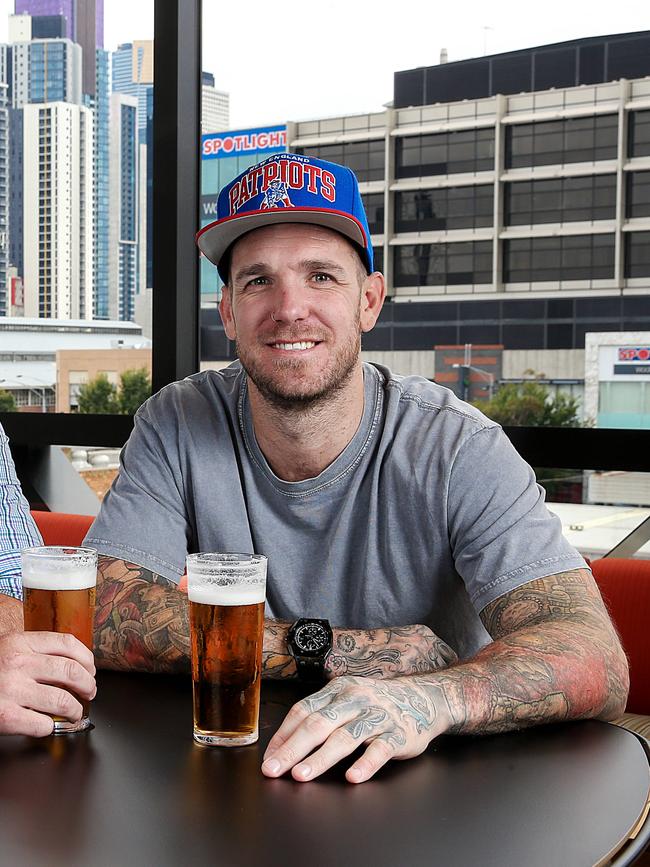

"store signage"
[613,364,650,375]
[202,126,287,159]
[618,347,650,362]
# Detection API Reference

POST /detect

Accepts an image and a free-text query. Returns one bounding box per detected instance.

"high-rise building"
[201,71,229,133]
[91,48,110,318]
[22,101,94,319]
[108,92,138,321]
[112,41,153,291]
[14,0,104,95]
[0,84,8,316]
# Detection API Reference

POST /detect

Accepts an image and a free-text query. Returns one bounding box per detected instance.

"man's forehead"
[231,222,358,265]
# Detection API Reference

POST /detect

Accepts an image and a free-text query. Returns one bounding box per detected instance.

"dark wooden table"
[1,671,649,867]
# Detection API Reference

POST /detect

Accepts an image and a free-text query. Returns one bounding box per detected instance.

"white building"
[201,71,229,133]
[22,101,94,320]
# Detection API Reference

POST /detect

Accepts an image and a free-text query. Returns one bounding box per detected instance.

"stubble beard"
[236,318,362,413]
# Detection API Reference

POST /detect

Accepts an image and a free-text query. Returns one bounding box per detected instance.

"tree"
[477,379,582,428]
[0,389,16,412]
[77,368,151,415]
[77,374,119,414]
[118,368,151,415]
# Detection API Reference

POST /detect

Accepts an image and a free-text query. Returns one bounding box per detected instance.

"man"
[0,423,96,735]
[79,152,626,782]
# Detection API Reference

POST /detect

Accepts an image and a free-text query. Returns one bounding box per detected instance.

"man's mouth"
[270,341,319,351]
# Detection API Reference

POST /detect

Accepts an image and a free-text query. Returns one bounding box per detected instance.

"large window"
[628,110,650,159]
[505,115,618,169]
[395,128,495,178]
[393,241,492,287]
[625,232,650,278]
[362,193,385,234]
[298,140,384,182]
[626,172,650,219]
[505,175,616,225]
[504,234,615,282]
[395,185,493,232]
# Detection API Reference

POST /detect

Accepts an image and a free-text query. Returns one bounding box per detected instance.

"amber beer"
[187,553,267,746]
[21,546,97,734]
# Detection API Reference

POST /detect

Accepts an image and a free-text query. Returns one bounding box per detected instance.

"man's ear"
[219,285,237,341]
[360,272,387,333]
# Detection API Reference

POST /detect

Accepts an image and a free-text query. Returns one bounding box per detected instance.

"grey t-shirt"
[85,361,586,660]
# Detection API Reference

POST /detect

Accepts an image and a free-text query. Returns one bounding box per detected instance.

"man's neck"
[247,365,366,482]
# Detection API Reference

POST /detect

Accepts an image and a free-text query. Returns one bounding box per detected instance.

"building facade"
[201,71,229,133]
[22,100,94,319]
[200,32,650,417]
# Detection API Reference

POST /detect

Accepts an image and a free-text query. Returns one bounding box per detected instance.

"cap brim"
[196,207,368,276]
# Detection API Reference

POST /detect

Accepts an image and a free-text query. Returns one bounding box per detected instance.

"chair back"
[591,558,650,715]
[31,511,95,548]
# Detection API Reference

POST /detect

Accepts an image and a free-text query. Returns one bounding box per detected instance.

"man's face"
[219,223,385,408]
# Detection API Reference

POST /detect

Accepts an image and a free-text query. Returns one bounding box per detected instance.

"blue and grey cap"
[196,152,374,282]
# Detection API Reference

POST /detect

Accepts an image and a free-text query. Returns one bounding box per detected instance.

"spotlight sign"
[612,346,650,376]
[618,347,650,362]
[202,126,287,159]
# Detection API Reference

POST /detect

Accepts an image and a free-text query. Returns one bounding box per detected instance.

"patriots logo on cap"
[261,181,294,209]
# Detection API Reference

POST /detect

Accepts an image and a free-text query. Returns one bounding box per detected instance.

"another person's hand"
[262,674,448,784]
[327,624,458,679]
[0,632,97,736]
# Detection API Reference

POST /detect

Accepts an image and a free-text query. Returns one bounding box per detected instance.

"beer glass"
[187,552,267,747]
[21,546,98,734]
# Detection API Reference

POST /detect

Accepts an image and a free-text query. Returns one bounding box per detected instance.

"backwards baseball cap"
[196,152,374,282]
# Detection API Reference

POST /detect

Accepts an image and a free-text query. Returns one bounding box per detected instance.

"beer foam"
[22,566,97,591]
[187,582,266,606]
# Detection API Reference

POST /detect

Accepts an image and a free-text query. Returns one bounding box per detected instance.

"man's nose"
[269,279,309,323]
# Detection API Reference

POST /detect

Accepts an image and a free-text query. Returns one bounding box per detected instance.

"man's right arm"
[96,556,458,678]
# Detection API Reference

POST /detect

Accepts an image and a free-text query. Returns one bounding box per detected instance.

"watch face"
[295,622,329,654]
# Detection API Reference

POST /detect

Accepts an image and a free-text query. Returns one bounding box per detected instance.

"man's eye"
[312,273,333,283]
[247,276,270,287]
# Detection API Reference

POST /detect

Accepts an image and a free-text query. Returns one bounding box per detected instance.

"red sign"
[618,347,650,362]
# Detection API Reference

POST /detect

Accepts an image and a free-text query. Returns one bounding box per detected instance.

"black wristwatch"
[287,618,333,684]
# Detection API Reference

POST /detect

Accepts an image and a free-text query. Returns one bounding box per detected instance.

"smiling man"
[80,152,628,780]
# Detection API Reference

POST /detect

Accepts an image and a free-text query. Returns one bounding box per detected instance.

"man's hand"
[0,632,97,736]
[261,674,447,784]
[263,621,458,680]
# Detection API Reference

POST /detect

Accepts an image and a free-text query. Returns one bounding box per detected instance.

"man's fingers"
[18,682,85,722]
[22,632,96,675]
[21,652,96,700]
[264,682,343,758]
[0,700,54,737]
[346,734,398,784]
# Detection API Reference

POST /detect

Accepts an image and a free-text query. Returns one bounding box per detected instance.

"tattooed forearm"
[262,620,297,679]
[413,569,629,736]
[94,556,190,674]
[326,625,458,679]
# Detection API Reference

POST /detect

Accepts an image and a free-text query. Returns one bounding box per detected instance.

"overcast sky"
[1,0,648,128]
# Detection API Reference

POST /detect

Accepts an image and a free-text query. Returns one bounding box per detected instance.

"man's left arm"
[261,568,629,784]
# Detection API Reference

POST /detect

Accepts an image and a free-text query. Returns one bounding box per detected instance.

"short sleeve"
[84,408,190,582]
[446,424,587,613]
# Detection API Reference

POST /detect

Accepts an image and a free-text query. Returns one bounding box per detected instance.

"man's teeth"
[274,342,316,350]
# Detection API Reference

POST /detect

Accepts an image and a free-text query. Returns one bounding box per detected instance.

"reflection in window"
[625,232,650,278]
[361,193,384,234]
[298,140,384,182]
[393,241,492,287]
[395,185,493,232]
[506,115,618,168]
[505,175,616,225]
[504,234,615,282]
[628,110,650,159]
[626,172,650,219]
[395,128,495,178]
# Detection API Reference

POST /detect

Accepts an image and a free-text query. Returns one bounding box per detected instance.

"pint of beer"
[187,553,267,747]
[21,546,97,734]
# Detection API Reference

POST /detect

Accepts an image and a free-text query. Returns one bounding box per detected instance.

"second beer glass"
[187,552,267,746]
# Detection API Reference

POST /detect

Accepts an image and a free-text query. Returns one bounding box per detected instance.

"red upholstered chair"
[591,557,650,738]
[30,511,95,548]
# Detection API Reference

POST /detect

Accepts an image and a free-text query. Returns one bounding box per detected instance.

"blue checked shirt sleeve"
[0,426,42,601]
